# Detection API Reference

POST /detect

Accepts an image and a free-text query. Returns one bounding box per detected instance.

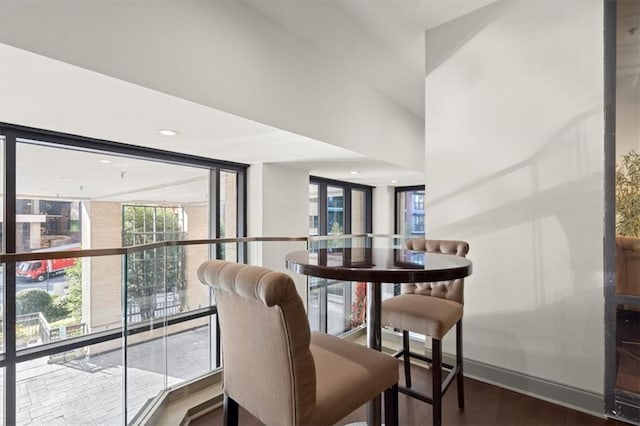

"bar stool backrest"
[198,260,316,425]
[401,239,470,304]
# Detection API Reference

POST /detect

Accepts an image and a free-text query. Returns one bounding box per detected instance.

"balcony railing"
[0,234,405,425]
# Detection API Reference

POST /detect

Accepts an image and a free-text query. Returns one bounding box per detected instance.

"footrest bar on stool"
[394,349,456,371]
[398,385,433,404]
[441,364,460,394]
[397,363,462,405]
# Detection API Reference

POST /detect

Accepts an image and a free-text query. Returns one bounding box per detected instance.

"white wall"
[373,185,395,235]
[0,1,423,173]
[248,163,309,298]
[425,0,604,394]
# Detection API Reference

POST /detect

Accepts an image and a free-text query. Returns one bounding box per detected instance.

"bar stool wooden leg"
[403,330,412,388]
[384,384,399,426]
[432,338,442,426]
[457,320,465,410]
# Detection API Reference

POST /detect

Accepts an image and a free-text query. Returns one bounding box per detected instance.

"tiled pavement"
[5,327,210,425]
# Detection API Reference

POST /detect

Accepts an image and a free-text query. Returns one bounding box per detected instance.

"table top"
[285,248,472,283]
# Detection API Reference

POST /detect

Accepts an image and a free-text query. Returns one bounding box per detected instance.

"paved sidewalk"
[6,327,211,425]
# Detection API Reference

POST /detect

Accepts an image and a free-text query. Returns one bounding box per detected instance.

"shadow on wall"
[430,104,603,292]
[428,105,604,385]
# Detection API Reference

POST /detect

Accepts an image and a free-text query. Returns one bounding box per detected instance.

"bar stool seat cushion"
[302,332,399,425]
[381,294,463,340]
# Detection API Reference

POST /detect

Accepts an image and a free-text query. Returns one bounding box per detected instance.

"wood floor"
[191,363,627,426]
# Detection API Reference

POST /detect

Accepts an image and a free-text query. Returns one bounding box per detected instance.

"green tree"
[123,206,186,320]
[616,150,640,237]
[64,260,83,320]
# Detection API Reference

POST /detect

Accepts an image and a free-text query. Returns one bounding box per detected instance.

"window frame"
[0,122,248,425]
[308,176,373,334]
[394,185,426,235]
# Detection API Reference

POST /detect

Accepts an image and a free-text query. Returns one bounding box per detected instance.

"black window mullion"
[237,171,247,263]
[208,168,218,373]
[3,131,17,426]
[319,286,328,333]
[344,189,352,235]
[318,185,328,236]
[365,187,373,233]
[214,169,223,259]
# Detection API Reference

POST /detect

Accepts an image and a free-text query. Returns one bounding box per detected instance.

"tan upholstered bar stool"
[198,260,399,426]
[381,239,469,426]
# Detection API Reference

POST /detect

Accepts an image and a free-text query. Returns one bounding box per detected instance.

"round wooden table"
[286,247,473,425]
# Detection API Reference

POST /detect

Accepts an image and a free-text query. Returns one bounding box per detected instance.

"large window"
[307,177,372,335]
[395,185,426,236]
[0,124,247,425]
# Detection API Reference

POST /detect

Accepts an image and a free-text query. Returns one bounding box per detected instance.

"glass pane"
[15,255,115,348]
[309,184,319,236]
[1,137,5,355]
[123,207,193,323]
[326,281,349,335]
[397,189,425,236]
[15,141,210,349]
[125,246,216,421]
[350,281,367,328]
[327,187,344,235]
[0,367,3,424]
[352,190,366,234]
[613,0,640,418]
[16,141,209,250]
[1,264,4,354]
[308,282,320,331]
[16,341,125,425]
[616,305,639,394]
[167,319,214,380]
[220,170,238,261]
[122,320,214,422]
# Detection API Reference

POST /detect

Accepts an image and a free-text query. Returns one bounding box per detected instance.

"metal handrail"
[0,236,310,262]
[0,234,407,262]
[307,233,404,242]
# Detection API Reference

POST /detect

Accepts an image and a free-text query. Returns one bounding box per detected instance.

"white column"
[247,163,309,302]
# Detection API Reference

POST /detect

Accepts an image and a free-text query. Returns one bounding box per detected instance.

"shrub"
[16,288,52,316]
[46,296,71,322]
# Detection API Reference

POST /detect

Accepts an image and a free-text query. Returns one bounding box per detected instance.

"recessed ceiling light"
[158,129,179,136]
[99,159,111,164]
[391,180,399,184]
[350,171,360,175]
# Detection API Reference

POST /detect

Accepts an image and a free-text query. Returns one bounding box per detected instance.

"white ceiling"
[0,1,494,200]
[241,0,495,117]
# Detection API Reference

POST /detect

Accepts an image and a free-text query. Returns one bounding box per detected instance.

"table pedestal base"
[366,282,382,426]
